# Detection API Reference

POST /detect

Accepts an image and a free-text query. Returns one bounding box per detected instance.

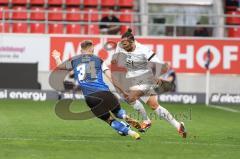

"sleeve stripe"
[148,53,155,61]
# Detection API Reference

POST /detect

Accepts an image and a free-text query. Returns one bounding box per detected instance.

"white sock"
[131,100,150,123]
[155,105,180,130]
[128,129,137,136]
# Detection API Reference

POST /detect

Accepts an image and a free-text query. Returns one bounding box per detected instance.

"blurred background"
[0,0,239,105]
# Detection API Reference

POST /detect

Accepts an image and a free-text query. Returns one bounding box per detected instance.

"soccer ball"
[118,121,130,136]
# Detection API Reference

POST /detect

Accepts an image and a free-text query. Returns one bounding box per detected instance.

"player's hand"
[52,49,61,60]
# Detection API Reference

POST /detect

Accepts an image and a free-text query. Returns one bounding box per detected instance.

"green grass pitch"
[0,100,239,159]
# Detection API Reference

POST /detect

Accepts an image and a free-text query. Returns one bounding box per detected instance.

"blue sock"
[110,120,129,135]
[116,108,126,119]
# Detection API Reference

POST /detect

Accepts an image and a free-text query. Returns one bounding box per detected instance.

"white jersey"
[115,41,155,78]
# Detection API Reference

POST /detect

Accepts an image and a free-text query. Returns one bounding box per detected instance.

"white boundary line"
[208,105,240,113]
[0,137,239,147]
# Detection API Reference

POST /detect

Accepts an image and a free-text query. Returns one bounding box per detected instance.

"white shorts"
[128,72,157,103]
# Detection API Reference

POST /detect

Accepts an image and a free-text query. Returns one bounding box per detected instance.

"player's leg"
[146,95,187,138]
[85,91,141,139]
[127,100,151,125]
[127,88,151,123]
[106,92,142,130]
[115,90,150,127]
[110,104,141,130]
[95,111,140,140]
[125,89,153,131]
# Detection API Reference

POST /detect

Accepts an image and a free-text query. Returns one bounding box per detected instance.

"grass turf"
[0,100,239,159]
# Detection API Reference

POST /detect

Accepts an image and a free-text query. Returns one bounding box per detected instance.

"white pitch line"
[0,137,240,147]
[208,105,240,113]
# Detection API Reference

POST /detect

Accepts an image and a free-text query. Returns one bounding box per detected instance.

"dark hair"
[81,40,93,50]
[121,28,135,41]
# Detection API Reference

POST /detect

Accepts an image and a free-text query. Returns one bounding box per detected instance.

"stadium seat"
[12,0,28,5]
[0,6,10,20]
[101,8,110,18]
[66,8,82,21]
[118,0,134,7]
[101,0,115,7]
[83,0,98,6]
[30,23,45,33]
[30,0,45,5]
[83,8,99,21]
[66,0,81,6]
[66,24,81,34]
[84,24,99,34]
[120,25,130,34]
[12,22,28,33]
[0,23,10,33]
[12,6,28,20]
[120,25,136,34]
[0,0,8,4]
[48,7,64,21]
[119,9,134,22]
[30,7,45,20]
[228,27,240,37]
[226,11,240,24]
[48,0,64,5]
[48,24,64,34]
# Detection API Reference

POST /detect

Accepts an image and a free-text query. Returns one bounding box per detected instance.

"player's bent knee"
[146,100,159,110]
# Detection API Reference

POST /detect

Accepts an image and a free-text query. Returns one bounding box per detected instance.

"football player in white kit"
[112,29,187,138]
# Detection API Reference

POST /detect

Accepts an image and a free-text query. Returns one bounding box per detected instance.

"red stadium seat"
[30,23,45,33]
[12,23,28,33]
[66,24,81,34]
[66,8,82,21]
[48,7,64,21]
[0,6,10,20]
[119,9,134,22]
[12,6,28,20]
[48,24,64,34]
[228,27,240,37]
[101,8,110,18]
[30,0,45,5]
[0,23,10,33]
[12,0,28,5]
[118,0,134,7]
[48,0,63,5]
[226,11,240,24]
[120,25,129,34]
[66,0,81,6]
[0,0,8,4]
[84,0,98,6]
[30,7,45,20]
[84,25,99,34]
[83,8,99,21]
[101,0,115,7]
